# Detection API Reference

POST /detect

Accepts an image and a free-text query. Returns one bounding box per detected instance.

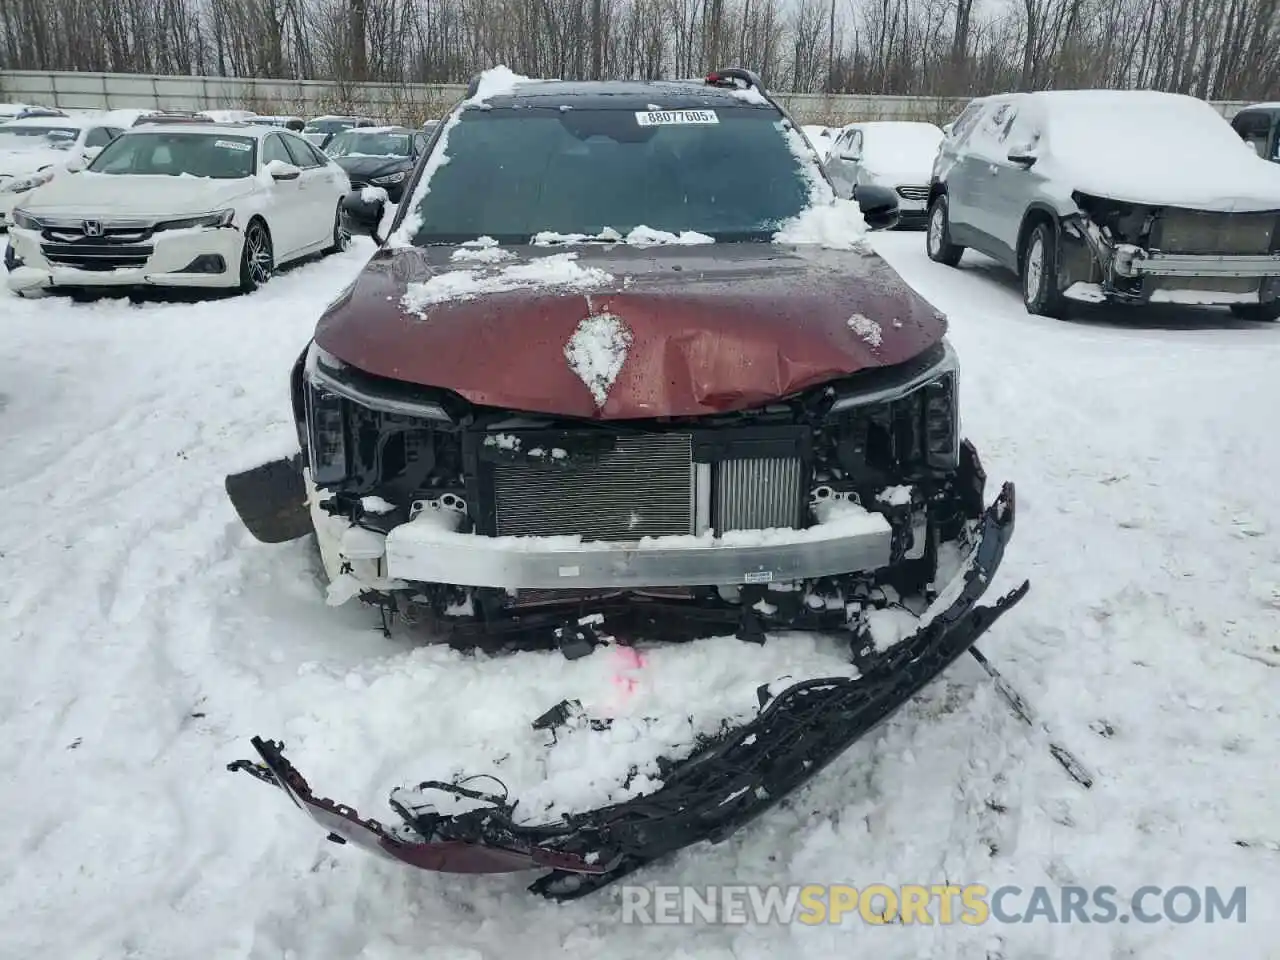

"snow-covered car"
[198,109,258,123]
[326,125,428,231]
[301,115,381,149]
[0,103,65,121]
[249,115,306,131]
[0,116,125,229]
[4,122,352,299]
[927,90,1280,320]
[223,67,1026,896]
[826,121,944,227]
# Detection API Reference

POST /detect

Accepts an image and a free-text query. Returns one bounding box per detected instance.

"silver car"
[925,90,1280,320]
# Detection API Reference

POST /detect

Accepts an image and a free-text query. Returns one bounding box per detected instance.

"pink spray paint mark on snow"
[610,645,647,699]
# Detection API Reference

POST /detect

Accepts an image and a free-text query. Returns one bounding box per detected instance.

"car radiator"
[488,431,805,542]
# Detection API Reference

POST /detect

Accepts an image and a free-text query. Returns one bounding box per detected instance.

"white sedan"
[5,122,352,298]
[824,120,945,227]
[0,116,127,228]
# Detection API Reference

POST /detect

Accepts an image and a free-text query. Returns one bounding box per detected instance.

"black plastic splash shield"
[229,482,1027,899]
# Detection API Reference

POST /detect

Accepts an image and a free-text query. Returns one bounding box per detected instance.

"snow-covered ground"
[0,232,1277,958]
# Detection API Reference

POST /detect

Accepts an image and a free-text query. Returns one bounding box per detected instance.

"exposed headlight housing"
[2,169,54,194]
[825,340,961,473]
[154,209,235,231]
[10,208,42,230]
[301,341,452,488]
[371,171,406,185]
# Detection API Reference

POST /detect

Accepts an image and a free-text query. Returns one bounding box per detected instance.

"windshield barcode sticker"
[214,139,251,151]
[635,109,719,126]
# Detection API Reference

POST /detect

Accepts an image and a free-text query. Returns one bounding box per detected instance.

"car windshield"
[402,107,813,243]
[304,119,353,134]
[0,125,80,151]
[326,130,412,157]
[87,132,257,178]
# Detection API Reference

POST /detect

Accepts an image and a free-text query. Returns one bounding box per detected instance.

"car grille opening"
[896,185,930,202]
[41,242,154,271]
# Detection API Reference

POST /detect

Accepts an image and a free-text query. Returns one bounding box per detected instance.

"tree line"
[1,0,1277,100]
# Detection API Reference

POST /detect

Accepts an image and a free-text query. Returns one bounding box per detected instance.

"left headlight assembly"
[371,171,406,185]
[2,170,55,194]
[10,208,42,230]
[153,209,235,232]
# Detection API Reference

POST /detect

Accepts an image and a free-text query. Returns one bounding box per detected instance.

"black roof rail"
[705,67,764,91]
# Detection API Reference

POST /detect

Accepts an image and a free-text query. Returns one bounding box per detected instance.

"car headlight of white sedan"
[2,169,55,194]
[153,208,236,231]
[10,207,42,230]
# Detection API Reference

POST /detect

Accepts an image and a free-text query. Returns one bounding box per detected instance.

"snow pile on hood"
[401,252,613,312]
[564,311,633,407]
[855,121,944,182]
[532,225,714,247]
[848,312,884,347]
[772,124,872,250]
[1027,90,1280,211]
[388,66,553,247]
[449,236,516,263]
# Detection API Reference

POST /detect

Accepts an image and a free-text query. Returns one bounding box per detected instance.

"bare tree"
[1,0,1278,107]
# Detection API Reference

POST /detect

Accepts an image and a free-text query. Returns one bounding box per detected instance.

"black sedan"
[327,126,428,232]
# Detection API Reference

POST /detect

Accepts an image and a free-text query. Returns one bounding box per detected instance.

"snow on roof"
[1022,89,1280,210]
[122,121,268,138]
[1,115,95,129]
[465,65,556,105]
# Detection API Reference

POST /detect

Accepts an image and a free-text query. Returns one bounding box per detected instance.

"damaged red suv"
[225,68,1027,895]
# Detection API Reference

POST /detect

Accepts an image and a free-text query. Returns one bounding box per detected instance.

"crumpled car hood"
[314,243,948,420]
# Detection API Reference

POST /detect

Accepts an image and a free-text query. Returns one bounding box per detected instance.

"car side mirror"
[854,183,900,231]
[840,149,860,162]
[942,122,954,136]
[64,155,87,173]
[266,160,301,181]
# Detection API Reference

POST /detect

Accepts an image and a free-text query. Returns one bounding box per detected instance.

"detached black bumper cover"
[229,483,1027,899]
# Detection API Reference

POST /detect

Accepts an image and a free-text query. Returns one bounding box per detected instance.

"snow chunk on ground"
[848,312,883,347]
[360,496,396,514]
[564,312,633,407]
[401,253,613,312]
[359,185,388,204]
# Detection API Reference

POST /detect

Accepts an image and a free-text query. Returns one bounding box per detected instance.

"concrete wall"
[0,69,1253,126]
